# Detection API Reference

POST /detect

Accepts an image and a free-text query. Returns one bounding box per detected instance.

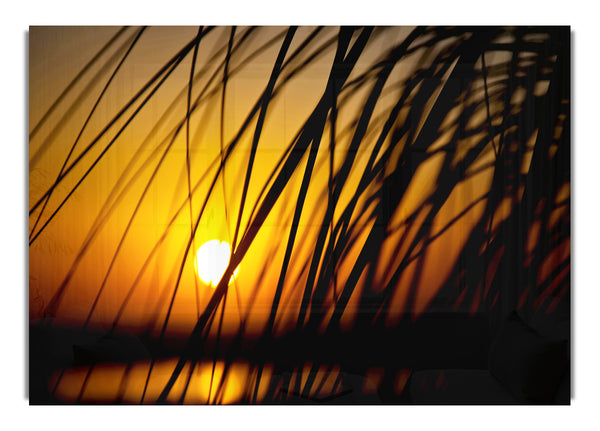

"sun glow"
[195,240,238,287]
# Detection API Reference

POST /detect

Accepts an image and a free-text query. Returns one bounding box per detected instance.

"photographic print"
[28,26,570,404]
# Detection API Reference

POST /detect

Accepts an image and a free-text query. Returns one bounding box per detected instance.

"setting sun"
[195,240,238,287]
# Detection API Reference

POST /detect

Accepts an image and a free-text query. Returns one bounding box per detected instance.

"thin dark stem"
[186,27,204,319]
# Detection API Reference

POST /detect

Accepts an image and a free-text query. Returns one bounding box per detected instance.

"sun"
[194,240,238,287]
